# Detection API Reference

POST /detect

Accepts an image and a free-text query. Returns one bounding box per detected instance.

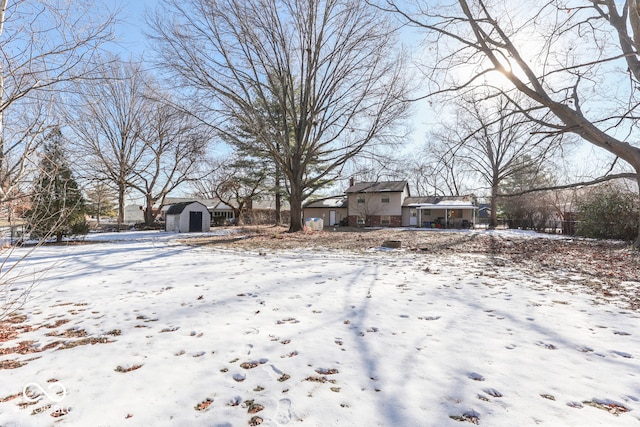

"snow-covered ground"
[1,230,639,426]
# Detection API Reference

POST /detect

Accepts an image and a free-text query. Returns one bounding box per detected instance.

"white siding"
[165,202,211,233]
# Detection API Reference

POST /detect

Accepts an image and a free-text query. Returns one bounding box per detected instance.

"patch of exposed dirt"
[186,226,640,309]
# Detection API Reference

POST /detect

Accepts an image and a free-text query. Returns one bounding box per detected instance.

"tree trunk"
[234,205,244,225]
[96,199,101,227]
[288,181,303,233]
[275,144,282,225]
[144,194,155,226]
[489,185,498,229]
[275,192,282,225]
[275,171,282,226]
[117,183,125,231]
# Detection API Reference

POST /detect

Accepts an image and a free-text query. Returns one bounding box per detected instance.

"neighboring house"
[124,204,145,224]
[302,196,348,226]
[345,181,410,227]
[345,180,477,228]
[403,196,477,228]
[165,201,211,233]
[206,199,237,225]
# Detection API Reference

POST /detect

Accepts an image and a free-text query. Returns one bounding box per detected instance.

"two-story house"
[342,180,477,228]
[345,181,409,227]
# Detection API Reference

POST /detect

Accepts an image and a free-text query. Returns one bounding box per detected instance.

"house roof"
[303,196,348,209]
[207,200,235,210]
[162,196,290,211]
[404,196,476,209]
[165,201,205,215]
[345,181,408,194]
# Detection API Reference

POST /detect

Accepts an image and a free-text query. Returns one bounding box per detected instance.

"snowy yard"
[1,230,640,426]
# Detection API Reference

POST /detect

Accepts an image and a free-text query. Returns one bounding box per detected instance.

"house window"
[381,215,391,225]
[357,195,365,204]
[411,210,417,217]
[381,196,390,203]
[357,216,366,225]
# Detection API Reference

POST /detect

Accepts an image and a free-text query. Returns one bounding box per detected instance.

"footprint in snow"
[536,341,557,350]
[227,396,242,407]
[276,398,293,424]
[483,388,502,398]
[467,372,485,381]
[450,410,480,424]
[267,364,284,378]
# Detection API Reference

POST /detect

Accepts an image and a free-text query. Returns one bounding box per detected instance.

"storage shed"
[165,201,211,233]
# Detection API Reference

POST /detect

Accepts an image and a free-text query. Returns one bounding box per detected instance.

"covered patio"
[409,200,477,229]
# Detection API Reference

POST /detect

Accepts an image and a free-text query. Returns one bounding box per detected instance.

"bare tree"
[418,133,471,197]
[192,156,268,225]
[133,99,211,226]
[378,0,640,244]
[431,95,564,227]
[0,0,116,320]
[84,180,117,227]
[149,0,410,232]
[67,59,149,227]
[500,158,558,231]
[0,0,116,206]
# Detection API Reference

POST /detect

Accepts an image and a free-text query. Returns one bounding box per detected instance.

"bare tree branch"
[149,0,411,232]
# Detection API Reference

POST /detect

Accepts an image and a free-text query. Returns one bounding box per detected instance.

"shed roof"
[165,201,206,215]
[345,181,408,194]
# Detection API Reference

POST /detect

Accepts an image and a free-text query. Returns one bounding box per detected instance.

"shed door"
[189,211,203,232]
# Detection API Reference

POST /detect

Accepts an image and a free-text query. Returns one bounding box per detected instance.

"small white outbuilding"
[165,201,211,233]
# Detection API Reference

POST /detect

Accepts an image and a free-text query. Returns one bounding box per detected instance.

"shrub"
[575,185,639,241]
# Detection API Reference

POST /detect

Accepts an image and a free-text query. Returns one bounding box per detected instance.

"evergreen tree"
[27,128,88,242]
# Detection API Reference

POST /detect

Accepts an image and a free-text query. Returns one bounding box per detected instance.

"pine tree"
[27,128,88,243]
